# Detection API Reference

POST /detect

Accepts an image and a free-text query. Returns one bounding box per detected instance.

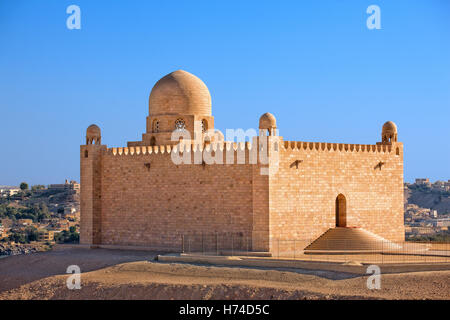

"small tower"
[80,124,106,246]
[138,70,215,146]
[86,124,101,145]
[381,121,398,144]
[259,112,277,136]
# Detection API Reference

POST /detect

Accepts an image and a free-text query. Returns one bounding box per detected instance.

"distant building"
[431,218,450,228]
[48,180,80,193]
[49,218,70,231]
[0,218,13,228]
[411,227,435,235]
[0,186,20,197]
[64,206,77,215]
[0,227,8,239]
[16,219,33,226]
[415,178,430,185]
[38,229,55,242]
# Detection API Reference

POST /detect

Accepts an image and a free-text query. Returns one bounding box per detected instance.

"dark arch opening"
[335,194,347,227]
[84,150,88,158]
[204,135,211,146]
[150,136,156,146]
[201,119,208,132]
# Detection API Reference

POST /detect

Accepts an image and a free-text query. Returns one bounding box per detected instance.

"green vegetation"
[407,231,450,242]
[3,226,39,244]
[54,226,79,244]
[31,185,46,191]
[19,182,29,191]
[0,202,51,222]
[407,183,450,197]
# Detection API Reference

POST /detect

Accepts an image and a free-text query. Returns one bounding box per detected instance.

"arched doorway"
[335,194,347,227]
[150,136,156,146]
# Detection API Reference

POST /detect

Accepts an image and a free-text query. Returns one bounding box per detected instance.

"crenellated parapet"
[103,135,402,165]
[282,141,401,154]
[103,138,280,170]
[107,141,260,156]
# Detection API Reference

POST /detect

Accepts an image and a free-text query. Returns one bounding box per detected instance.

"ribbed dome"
[149,70,211,116]
[381,121,398,143]
[86,124,101,145]
[259,112,277,129]
[86,124,101,137]
[382,121,397,134]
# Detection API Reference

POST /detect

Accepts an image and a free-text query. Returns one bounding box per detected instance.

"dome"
[86,124,101,145]
[381,121,398,143]
[87,124,101,136]
[259,112,277,129]
[149,70,211,116]
[382,121,397,134]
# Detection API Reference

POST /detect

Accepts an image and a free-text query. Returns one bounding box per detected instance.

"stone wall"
[98,147,255,250]
[268,141,405,247]
[80,139,405,252]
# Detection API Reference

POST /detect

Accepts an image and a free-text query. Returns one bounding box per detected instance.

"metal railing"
[180,233,450,264]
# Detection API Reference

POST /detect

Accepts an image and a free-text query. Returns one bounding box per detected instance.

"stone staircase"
[304,227,402,252]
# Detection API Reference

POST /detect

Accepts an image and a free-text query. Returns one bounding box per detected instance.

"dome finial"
[259,112,277,135]
[148,70,211,116]
[381,121,397,143]
[86,124,101,145]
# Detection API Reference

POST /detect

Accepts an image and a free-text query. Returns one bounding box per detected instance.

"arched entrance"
[335,194,347,227]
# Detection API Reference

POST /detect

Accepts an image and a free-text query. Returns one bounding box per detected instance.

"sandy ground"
[0,246,448,300]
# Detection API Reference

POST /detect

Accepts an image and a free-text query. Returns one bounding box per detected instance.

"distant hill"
[404,184,450,215]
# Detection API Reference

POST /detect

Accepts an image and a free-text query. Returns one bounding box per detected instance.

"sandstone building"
[80,70,404,253]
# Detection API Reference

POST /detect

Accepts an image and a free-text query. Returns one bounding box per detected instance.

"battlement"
[282,141,401,154]
[89,140,400,156]
[106,141,257,156]
[104,139,402,159]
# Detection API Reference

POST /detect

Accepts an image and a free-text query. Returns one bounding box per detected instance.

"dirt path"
[0,247,448,300]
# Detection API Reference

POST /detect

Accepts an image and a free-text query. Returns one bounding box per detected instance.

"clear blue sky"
[0,0,449,186]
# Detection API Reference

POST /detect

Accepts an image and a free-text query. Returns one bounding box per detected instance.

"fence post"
[327,240,329,262]
[424,243,427,263]
[231,234,234,256]
[277,239,280,258]
[402,241,405,264]
[202,232,204,255]
[293,240,296,260]
[216,233,218,256]
[181,234,184,253]
[246,236,249,256]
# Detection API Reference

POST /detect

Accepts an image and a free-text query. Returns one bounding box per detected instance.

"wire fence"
[180,233,450,264]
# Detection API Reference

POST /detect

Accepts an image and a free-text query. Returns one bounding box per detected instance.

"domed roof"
[149,70,211,116]
[382,121,397,133]
[259,112,277,129]
[86,124,101,137]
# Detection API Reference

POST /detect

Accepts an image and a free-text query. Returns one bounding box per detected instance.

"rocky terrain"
[404,184,450,215]
[0,243,49,257]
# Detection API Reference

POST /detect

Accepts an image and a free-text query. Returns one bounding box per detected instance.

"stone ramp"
[304,227,402,252]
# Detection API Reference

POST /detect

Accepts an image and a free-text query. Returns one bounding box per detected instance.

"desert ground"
[0,246,448,300]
